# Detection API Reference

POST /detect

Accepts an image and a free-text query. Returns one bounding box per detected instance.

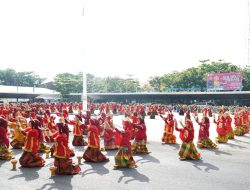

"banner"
[207,72,243,90]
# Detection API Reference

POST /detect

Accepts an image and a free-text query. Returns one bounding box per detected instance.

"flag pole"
[82,1,87,112]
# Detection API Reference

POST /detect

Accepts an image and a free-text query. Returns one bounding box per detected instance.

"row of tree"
[53,73,142,96]
[2,60,250,97]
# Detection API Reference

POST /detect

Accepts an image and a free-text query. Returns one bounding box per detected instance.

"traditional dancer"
[69,115,87,146]
[194,115,216,149]
[0,117,13,160]
[234,112,244,136]
[102,115,119,150]
[30,112,50,152]
[175,117,201,160]
[214,114,228,143]
[160,113,176,144]
[113,127,137,169]
[225,112,234,139]
[50,121,75,157]
[8,114,27,149]
[83,119,109,162]
[53,124,81,175]
[132,117,150,154]
[19,119,45,167]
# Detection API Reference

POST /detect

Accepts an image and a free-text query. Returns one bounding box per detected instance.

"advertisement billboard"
[207,72,243,91]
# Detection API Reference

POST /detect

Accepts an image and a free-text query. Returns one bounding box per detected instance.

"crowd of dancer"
[0,102,249,175]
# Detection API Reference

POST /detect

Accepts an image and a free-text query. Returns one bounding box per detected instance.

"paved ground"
[1,113,250,190]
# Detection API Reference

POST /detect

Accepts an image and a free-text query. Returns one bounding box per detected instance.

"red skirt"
[83,147,109,163]
[72,136,88,146]
[19,151,45,168]
[54,157,81,175]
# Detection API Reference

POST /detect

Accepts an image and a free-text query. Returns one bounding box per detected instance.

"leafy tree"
[0,68,45,86]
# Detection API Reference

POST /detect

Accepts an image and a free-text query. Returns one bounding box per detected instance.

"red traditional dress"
[175,119,201,160]
[103,117,119,150]
[114,128,137,169]
[195,116,216,149]
[225,113,235,139]
[53,133,81,175]
[234,113,245,136]
[161,114,176,144]
[30,113,50,152]
[132,118,149,154]
[242,111,249,134]
[214,116,228,143]
[83,119,109,162]
[0,118,13,160]
[19,121,45,167]
[50,122,75,157]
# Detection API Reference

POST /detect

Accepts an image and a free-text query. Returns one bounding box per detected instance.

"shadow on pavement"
[81,162,109,176]
[205,148,232,156]
[241,135,250,139]
[36,175,73,190]
[10,149,23,156]
[136,154,160,165]
[0,160,6,167]
[231,138,250,144]
[225,142,246,149]
[118,168,150,184]
[168,143,180,150]
[8,167,42,181]
[105,149,117,157]
[186,160,219,173]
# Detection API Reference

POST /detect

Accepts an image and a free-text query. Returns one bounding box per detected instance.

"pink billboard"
[207,72,243,90]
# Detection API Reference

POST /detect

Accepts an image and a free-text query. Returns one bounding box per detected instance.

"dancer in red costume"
[132,117,150,154]
[175,117,201,160]
[19,119,45,167]
[83,119,109,162]
[194,115,216,149]
[214,114,228,143]
[160,113,176,144]
[113,127,137,169]
[0,117,13,160]
[53,124,81,175]
[69,115,87,146]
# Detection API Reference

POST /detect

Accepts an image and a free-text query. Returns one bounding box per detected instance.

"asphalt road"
[1,113,250,190]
